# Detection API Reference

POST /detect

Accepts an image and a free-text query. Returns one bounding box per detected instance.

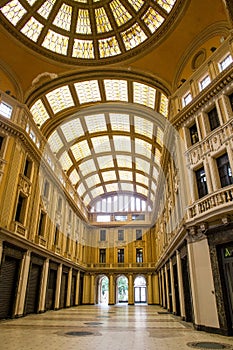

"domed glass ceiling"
[0,0,179,64]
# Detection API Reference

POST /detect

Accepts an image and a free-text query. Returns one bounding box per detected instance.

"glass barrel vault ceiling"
[29,77,169,211]
[0,0,180,64]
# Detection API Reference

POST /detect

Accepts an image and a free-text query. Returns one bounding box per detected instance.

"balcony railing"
[187,185,233,220]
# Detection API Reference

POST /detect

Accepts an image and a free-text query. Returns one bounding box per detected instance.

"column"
[187,229,220,329]
[152,274,160,304]
[108,274,115,305]
[0,239,3,265]
[169,259,176,314]
[176,250,186,319]
[147,273,153,305]
[75,270,80,305]
[128,273,134,305]
[66,267,72,307]
[208,155,219,191]
[161,268,166,307]
[204,157,213,193]
[165,264,170,311]
[54,263,62,310]
[82,273,91,304]
[14,250,31,317]
[38,258,49,312]
[90,274,95,304]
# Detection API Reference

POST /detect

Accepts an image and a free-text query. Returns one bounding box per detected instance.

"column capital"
[187,224,207,243]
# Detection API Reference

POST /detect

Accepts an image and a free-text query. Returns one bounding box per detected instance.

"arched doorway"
[134,276,147,303]
[97,275,109,304]
[116,275,128,303]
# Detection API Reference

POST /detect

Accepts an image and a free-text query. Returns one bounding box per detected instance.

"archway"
[97,275,109,304]
[116,275,128,304]
[134,276,147,303]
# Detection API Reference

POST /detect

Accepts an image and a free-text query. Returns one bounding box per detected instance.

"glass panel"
[128,0,144,11]
[42,29,69,55]
[91,186,104,198]
[105,183,119,192]
[121,183,134,192]
[83,193,91,205]
[137,185,148,197]
[30,100,50,126]
[119,170,132,181]
[79,159,96,176]
[74,80,101,104]
[110,0,132,26]
[48,130,64,153]
[157,0,176,13]
[1,0,26,26]
[77,182,86,196]
[109,113,130,132]
[71,140,91,161]
[37,0,56,19]
[60,118,84,142]
[97,155,114,169]
[116,155,132,168]
[102,171,117,182]
[69,169,80,185]
[134,116,153,138]
[91,135,111,153]
[76,9,91,34]
[52,3,72,31]
[46,85,74,113]
[21,17,43,42]
[136,173,149,186]
[142,7,164,33]
[159,93,169,117]
[113,135,131,152]
[72,39,94,59]
[85,114,107,133]
[133,82,156,109]
[121,23,147,50]
[156,127,164,146]
[104,79,128,101]
[135,157,150,173]
[0,102,13,119]
[135,138,152,159]
[85,174,100,188]
[98,36,121,58]
[59,151,73,171]
[95,7,112,33]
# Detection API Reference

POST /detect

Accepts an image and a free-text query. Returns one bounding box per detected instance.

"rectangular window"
[0,135,4,151]
[43,180,50,198]
[118,229,124,241]
[136,229,142,240]
[216,153,233,188]
[189,123,199,145]
[15,193,27,224]
[136,248,143,263]
[208,107,220,131]
[118,249,124,263]
[199,75,211,90]
[132,214,145,220]
[0,102,13,119]
[99,249,106,263]
[219,54,233,71]
[183,92,192,107]
[38,211,46,236]
[100,229,106,241]
[97,214,111,222]
[195,167,208,198]
[24,158,32,178]
[54,225,59,246]
[66,234,70,252]
[57,197,62,212]
[229,92,233,111]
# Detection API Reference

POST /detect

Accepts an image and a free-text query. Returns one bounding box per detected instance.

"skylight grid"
[142,8,164,33]
[21,17,43,42]
[127,0,144,12]
[104,80,128,101]
[85,114,107,133]
[46,86,74,114]
[109,113,130,131]
[136,184,148,197]
[42,30,69,55]
[83,193,91,205]
[121,23,147,51]
[60,118,84,142]
[90,186,104,198]
[156,127,164,146]
[91,135,111,153]
[154,148,161,164]
[85,174,101,188]
[72,39,94,58]
[157,0,176,13]
[159,93,169,117]
[30,99,50,126]
[52,3,72,31]
[37,0,55,19]
[135,157,150,173]
[102,170,117,182]
[105,183,119,192]
[133,82,156,109]
[76,9,91,34]
[119,170,133,181]
[134,116,153,138]
[74,80,101,104]
[77,182,86,197]
[121,183,134,191]
[70,140,91,161]
[135,138,152,159]
[48,130,64,154]
[79,159,96,176]
[113,135,131,152]
[59,151,73,171]
[110,0,132,26]
[136,173,149,186]
[1,0,26,26]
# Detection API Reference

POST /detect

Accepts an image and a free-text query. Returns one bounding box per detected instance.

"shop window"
[37,211,46,236]
[136,229,142,240]
[99,249,106,263]
[195,167,208,198]
[136,248,143,263]
[15,193,27,224]
[208,107,220,131]
[118,249,124,263]
[118,229,124,241]
[189,123,199,145]
[100,229,106,241]
[216,153,233,187]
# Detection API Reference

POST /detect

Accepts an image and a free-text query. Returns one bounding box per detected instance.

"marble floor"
[1,304,233,350]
